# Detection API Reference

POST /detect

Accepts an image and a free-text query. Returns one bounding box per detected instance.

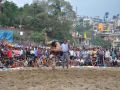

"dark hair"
[51,41,56,47]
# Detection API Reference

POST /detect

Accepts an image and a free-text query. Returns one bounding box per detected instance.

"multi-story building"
[117,19,120,27]
[82,16,93,27]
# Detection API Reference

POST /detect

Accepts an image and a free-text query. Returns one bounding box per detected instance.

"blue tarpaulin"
[0,30,13,42]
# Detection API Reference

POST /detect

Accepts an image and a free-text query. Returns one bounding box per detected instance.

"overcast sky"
[8,0,120,18]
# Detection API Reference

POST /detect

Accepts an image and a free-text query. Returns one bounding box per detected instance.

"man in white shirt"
[69,48,75,66]
[69,49,74,60]
[61,40,69,69]
[105,49,111,66]
[105,49,110,59]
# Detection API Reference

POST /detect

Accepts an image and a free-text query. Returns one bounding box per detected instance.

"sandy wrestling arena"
[0,67,120,90]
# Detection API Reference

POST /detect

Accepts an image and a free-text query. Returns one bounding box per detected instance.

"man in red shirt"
[6,47,14,67]
[7,48,12,59]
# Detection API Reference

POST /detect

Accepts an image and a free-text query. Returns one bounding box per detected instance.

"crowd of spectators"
[0,41,120,70]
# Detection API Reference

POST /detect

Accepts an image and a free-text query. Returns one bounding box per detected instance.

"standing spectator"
[111,48,117,66]
[105,49,111,66]
[6,47,13,67]
[76,48,80,60]
[61,40,70,69]
[26,48,31,60]
[7,48,12,59]
[69,48,74,66]
[111,48,116,60]
[83,49,89,66]
[34,47,38,57]
[20,48,24,59]
[98,48,104,66]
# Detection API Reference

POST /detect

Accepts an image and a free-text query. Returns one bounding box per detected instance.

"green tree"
[92,37,111,49]
[0,1,19,26]
[0,0,76,43]
[46,0,75,40]
[21,0,75,41]
[30,32,45,43]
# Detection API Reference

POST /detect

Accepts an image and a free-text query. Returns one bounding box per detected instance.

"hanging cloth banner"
[0,30,13,42]
[84,32,87,39]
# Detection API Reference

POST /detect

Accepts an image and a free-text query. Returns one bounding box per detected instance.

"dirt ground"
[0,67,120,90]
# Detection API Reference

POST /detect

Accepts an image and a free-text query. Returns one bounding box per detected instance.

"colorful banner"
[0,30,13,42]
[98,23,104,31]
[107,25,110,32]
